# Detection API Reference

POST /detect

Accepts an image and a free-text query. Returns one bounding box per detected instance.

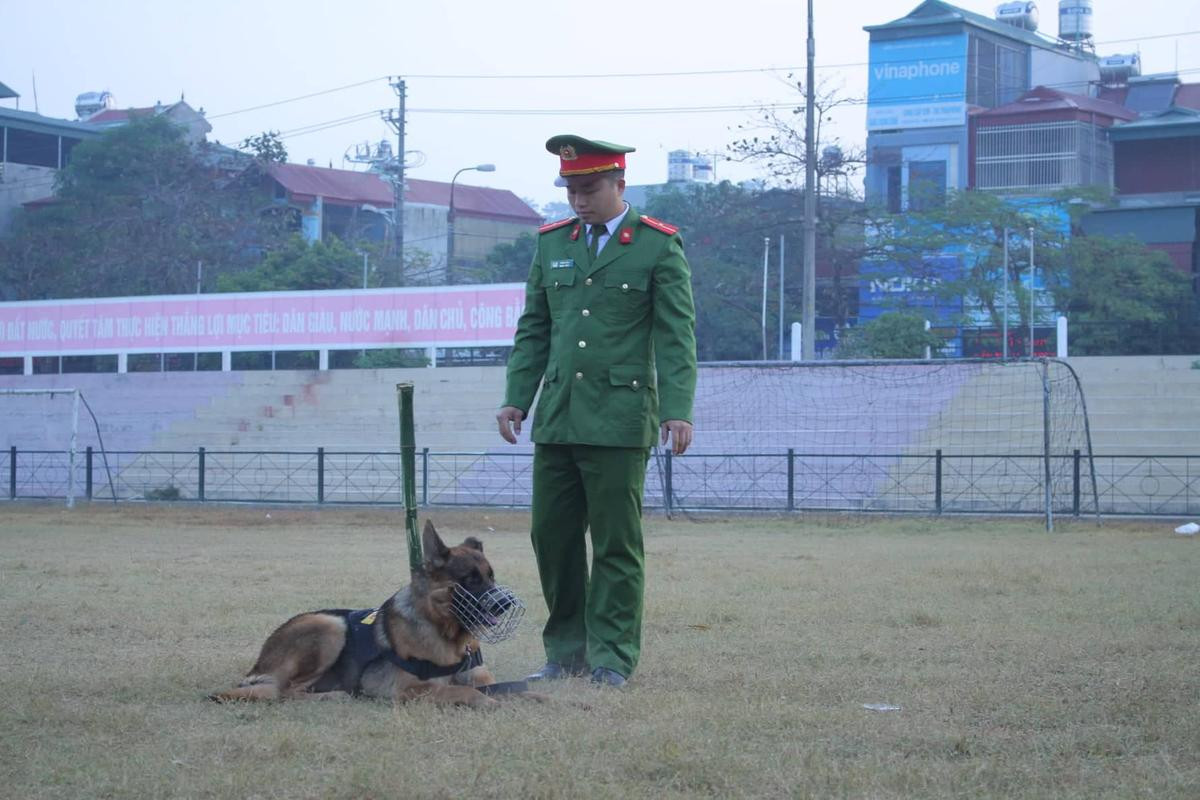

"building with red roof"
[82,99,212,144]
[265,162,541,283]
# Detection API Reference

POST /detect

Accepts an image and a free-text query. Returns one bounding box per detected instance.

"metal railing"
[3,445,1196,517]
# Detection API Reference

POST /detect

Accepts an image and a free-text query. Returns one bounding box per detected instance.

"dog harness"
[343,607,483,685]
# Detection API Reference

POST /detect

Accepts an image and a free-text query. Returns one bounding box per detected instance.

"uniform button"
[581,308,590,317]
[621,283,629,291]
[585,278,593,286]
[632,379,639,387]
[554,281,560,288]
[578,340,587,348]
[575,371,583,380]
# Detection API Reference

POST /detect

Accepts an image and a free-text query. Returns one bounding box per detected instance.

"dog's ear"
[422,520,450,568]
[461,536,484,553]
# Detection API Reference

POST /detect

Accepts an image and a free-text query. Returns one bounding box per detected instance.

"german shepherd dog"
[211,521,523,709]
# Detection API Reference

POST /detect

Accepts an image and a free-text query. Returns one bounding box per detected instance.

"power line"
[207,77,388,120]
[267,64,1200,129]
[201,27,1200,123]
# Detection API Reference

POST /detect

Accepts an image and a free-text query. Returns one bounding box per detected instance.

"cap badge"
[560,145,578,160]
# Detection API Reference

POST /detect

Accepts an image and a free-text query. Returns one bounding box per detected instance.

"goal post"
[1,388,81,508]
[673,357,1099,527]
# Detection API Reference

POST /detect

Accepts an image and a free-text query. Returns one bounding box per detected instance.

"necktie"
[589,225,605,260]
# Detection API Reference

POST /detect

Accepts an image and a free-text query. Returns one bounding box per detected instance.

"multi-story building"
[863,0,1097,214]
[858,0,1200,354]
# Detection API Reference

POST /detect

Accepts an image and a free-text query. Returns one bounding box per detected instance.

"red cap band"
[559,152,626,177]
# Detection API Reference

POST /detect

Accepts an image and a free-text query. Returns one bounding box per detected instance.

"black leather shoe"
[525,662,584,682]
[589,667,627,687]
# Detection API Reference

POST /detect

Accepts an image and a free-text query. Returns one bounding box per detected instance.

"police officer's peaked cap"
[546,135,636,178]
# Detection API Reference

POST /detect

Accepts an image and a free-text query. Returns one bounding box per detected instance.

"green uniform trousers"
[531,443,649,678]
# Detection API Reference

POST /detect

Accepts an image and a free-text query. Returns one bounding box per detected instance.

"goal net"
[1,388,85,507]
[649,358,1098,523]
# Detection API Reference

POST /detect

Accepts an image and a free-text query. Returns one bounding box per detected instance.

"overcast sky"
[4,0,1198,209]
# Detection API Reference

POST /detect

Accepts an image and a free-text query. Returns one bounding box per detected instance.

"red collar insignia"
[619,228,633,244]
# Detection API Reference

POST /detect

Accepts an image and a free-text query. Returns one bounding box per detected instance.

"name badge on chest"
[550,259,575,270]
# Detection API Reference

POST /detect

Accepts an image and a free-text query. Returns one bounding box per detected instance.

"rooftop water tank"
[1098,53,1142,84]
[995,1,1039,32]
[1058,0,1094,43]
[74,91,114,120]
[667,150,693,183]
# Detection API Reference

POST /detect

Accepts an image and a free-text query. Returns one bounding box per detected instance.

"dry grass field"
[1,504,1198,799]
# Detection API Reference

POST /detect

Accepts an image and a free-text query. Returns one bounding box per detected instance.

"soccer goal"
[656,358,1098,528]
[0,388,113,508]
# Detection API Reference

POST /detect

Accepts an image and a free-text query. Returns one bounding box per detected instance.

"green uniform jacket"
[503,206,698,448]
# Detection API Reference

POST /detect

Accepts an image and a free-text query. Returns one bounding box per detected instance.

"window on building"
[32,356,60,374]
[968,35,1027,109]
[908,161,947,211]
[197,352,222,371]
[329,348,429,369]
[886,166,903,213]
[976,121,1106,190]
[127,353,163,372]
[231,351,273,371]
[274,350,318,370]
[0,357,22,375]
[62,355,118,373]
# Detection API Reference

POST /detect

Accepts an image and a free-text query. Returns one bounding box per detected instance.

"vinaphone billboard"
[867,34,968,131]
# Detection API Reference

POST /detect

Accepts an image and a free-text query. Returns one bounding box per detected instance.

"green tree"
[836,312,943,359]
[643,181,865,361]
[0,115,285,299]
[471,232,536,283]
[239,131,288,163]
[1048,235,1199,355]
[863,189,1200,355]
[216,235,366,292]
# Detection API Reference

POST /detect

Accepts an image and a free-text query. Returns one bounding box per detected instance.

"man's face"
[565,173,625,225]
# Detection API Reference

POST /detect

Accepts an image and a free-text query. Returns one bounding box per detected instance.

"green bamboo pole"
[397,382,422,573]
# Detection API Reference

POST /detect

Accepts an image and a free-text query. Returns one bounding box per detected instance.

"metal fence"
[3,445,1196,517]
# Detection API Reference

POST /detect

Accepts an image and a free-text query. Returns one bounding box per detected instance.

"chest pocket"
[541,267,576,318]
[602,270,651,324]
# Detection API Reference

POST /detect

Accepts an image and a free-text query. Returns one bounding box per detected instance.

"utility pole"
[384,77,407,284]
[802,0,817,360]
[1028,226,1036,358]
[778,234,786,360]
[761,237,770,360]
[1002,227,1009,359]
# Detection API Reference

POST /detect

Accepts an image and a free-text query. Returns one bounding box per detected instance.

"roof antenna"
[31,70,39,113]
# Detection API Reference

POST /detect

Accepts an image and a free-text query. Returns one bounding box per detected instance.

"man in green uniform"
[496,135,697,687]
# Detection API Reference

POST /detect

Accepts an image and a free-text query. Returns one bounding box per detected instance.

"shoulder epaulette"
[538,217,577,234]
[639,215,679,235]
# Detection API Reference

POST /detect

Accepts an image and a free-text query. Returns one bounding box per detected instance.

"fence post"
[421,447,429,506]
[86,446,94,501]
[317,447,325,504]
[1072,448,1081,517]
[198,447,206,502]
[787,448,795,512]
[9,446,16,500]
[664,451,674,516]
[935,449,943,514]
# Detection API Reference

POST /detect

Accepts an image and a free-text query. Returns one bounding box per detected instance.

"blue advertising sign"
[867,34,967,130]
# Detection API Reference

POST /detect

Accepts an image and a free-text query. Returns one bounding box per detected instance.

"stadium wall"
[0,355,1197,457]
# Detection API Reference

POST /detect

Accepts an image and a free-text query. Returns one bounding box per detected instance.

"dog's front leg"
[396,681,498,709]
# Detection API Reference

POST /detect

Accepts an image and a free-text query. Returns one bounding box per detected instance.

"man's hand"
[660,420,693,455]
[497,406,525,444]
